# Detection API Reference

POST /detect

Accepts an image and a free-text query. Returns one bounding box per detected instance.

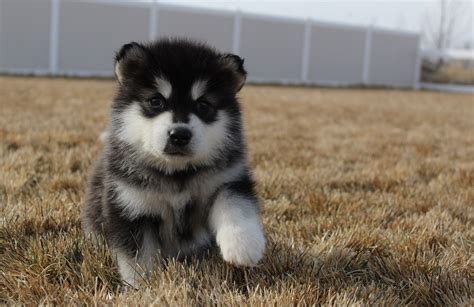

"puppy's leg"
[114,228,161,288]
[209,183,265,266]
[115,250,145,288]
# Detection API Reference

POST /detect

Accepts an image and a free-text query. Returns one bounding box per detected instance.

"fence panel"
[308,23,366,85]
[58,1,149,75]
[156,5,234,53]
[0,1,421,88]
[0,0,51,72]
[369,30,419,87]
[240,14,305,83]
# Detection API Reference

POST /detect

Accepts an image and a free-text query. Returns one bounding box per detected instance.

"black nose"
[168,127,192,146]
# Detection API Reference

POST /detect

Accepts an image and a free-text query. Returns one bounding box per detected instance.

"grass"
[422,61,474,85]
[0,76,473,305]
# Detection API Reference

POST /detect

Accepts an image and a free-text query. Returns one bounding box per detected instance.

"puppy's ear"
[114,42,148,84]
[219,54,247,92]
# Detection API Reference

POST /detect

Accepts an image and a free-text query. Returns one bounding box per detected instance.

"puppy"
[81,39,265,287]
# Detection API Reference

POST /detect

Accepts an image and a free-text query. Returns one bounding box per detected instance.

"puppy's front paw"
[216,222,265,267]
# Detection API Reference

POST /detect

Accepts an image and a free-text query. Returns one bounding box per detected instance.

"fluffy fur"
[81,39,265,287]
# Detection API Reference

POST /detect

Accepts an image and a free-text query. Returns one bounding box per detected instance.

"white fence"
[0,0,421,88]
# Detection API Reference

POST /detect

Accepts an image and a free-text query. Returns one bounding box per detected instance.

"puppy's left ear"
[219,54,247,92]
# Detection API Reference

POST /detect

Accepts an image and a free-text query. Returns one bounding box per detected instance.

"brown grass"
[0,76,473,305]
[422,61,474,85]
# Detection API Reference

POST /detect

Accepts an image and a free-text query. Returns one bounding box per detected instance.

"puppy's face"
[111,40,246,173]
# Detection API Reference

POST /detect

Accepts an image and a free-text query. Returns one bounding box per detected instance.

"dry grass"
[0,76,473,305]
[423,61,474,85]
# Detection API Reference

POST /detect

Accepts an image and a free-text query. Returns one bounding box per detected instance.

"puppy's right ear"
[114,42,148,84]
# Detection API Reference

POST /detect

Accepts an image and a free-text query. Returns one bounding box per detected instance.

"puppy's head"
[111,39,246,173]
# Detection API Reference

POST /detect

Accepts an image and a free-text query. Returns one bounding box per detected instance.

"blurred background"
[0,0,472,91]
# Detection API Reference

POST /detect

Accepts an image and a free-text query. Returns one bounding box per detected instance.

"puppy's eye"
[148,94,166,111]
[195,99,215,117]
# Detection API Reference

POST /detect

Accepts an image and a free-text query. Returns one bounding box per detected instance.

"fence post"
[49,0,60,75]
[232,9,242,55]
[413,35,422,90]
[362,24,373,85]
[301,18,312,84]
[149,0,158,41]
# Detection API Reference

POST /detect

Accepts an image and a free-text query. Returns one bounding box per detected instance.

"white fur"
[99,129,109,142]
[191,158,247,200]
[154,76,172,99]
[115,64,124,84]
[187,113,231,165]
[209,192,265,267]
[139,227,161,270]
[115,180,191,219]
[115,250,144,288]
[114,158,247,220]
[116,104,172,164]
[117,104,232,173]
[116,234,161,288]
[191,79,208,100]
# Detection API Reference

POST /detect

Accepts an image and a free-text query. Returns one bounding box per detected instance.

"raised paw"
[216,222,265,267]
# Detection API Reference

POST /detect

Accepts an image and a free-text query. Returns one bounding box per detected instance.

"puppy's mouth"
[163,145,191,157]
[165,150,187,156]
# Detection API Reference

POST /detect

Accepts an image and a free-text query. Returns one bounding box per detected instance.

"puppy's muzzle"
[164,127,192,155]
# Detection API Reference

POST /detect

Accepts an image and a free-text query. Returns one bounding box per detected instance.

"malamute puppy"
[81,39,265,287]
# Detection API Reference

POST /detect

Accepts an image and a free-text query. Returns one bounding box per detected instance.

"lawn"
[0,76,472,305]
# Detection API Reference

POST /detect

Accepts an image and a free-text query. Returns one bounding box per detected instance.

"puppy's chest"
[114,180,212,221]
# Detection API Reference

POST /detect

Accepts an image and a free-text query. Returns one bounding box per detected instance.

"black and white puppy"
[81,39,265,287]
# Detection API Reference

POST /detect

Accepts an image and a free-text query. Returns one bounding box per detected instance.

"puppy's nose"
[168,127,192,146]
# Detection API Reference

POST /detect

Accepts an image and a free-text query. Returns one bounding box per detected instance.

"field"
[0,76,473,305]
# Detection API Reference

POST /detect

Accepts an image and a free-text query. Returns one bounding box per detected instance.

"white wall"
[156,5,234,53]
[369,29,420,87]
[0,0,421,88]
[58,1,149,75]
[240,14,305,83]
[0,0,51,73]
[308,23,366,85]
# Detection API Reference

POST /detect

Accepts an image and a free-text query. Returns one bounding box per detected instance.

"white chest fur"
[114,180,191,220]
[113,159,247,220]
